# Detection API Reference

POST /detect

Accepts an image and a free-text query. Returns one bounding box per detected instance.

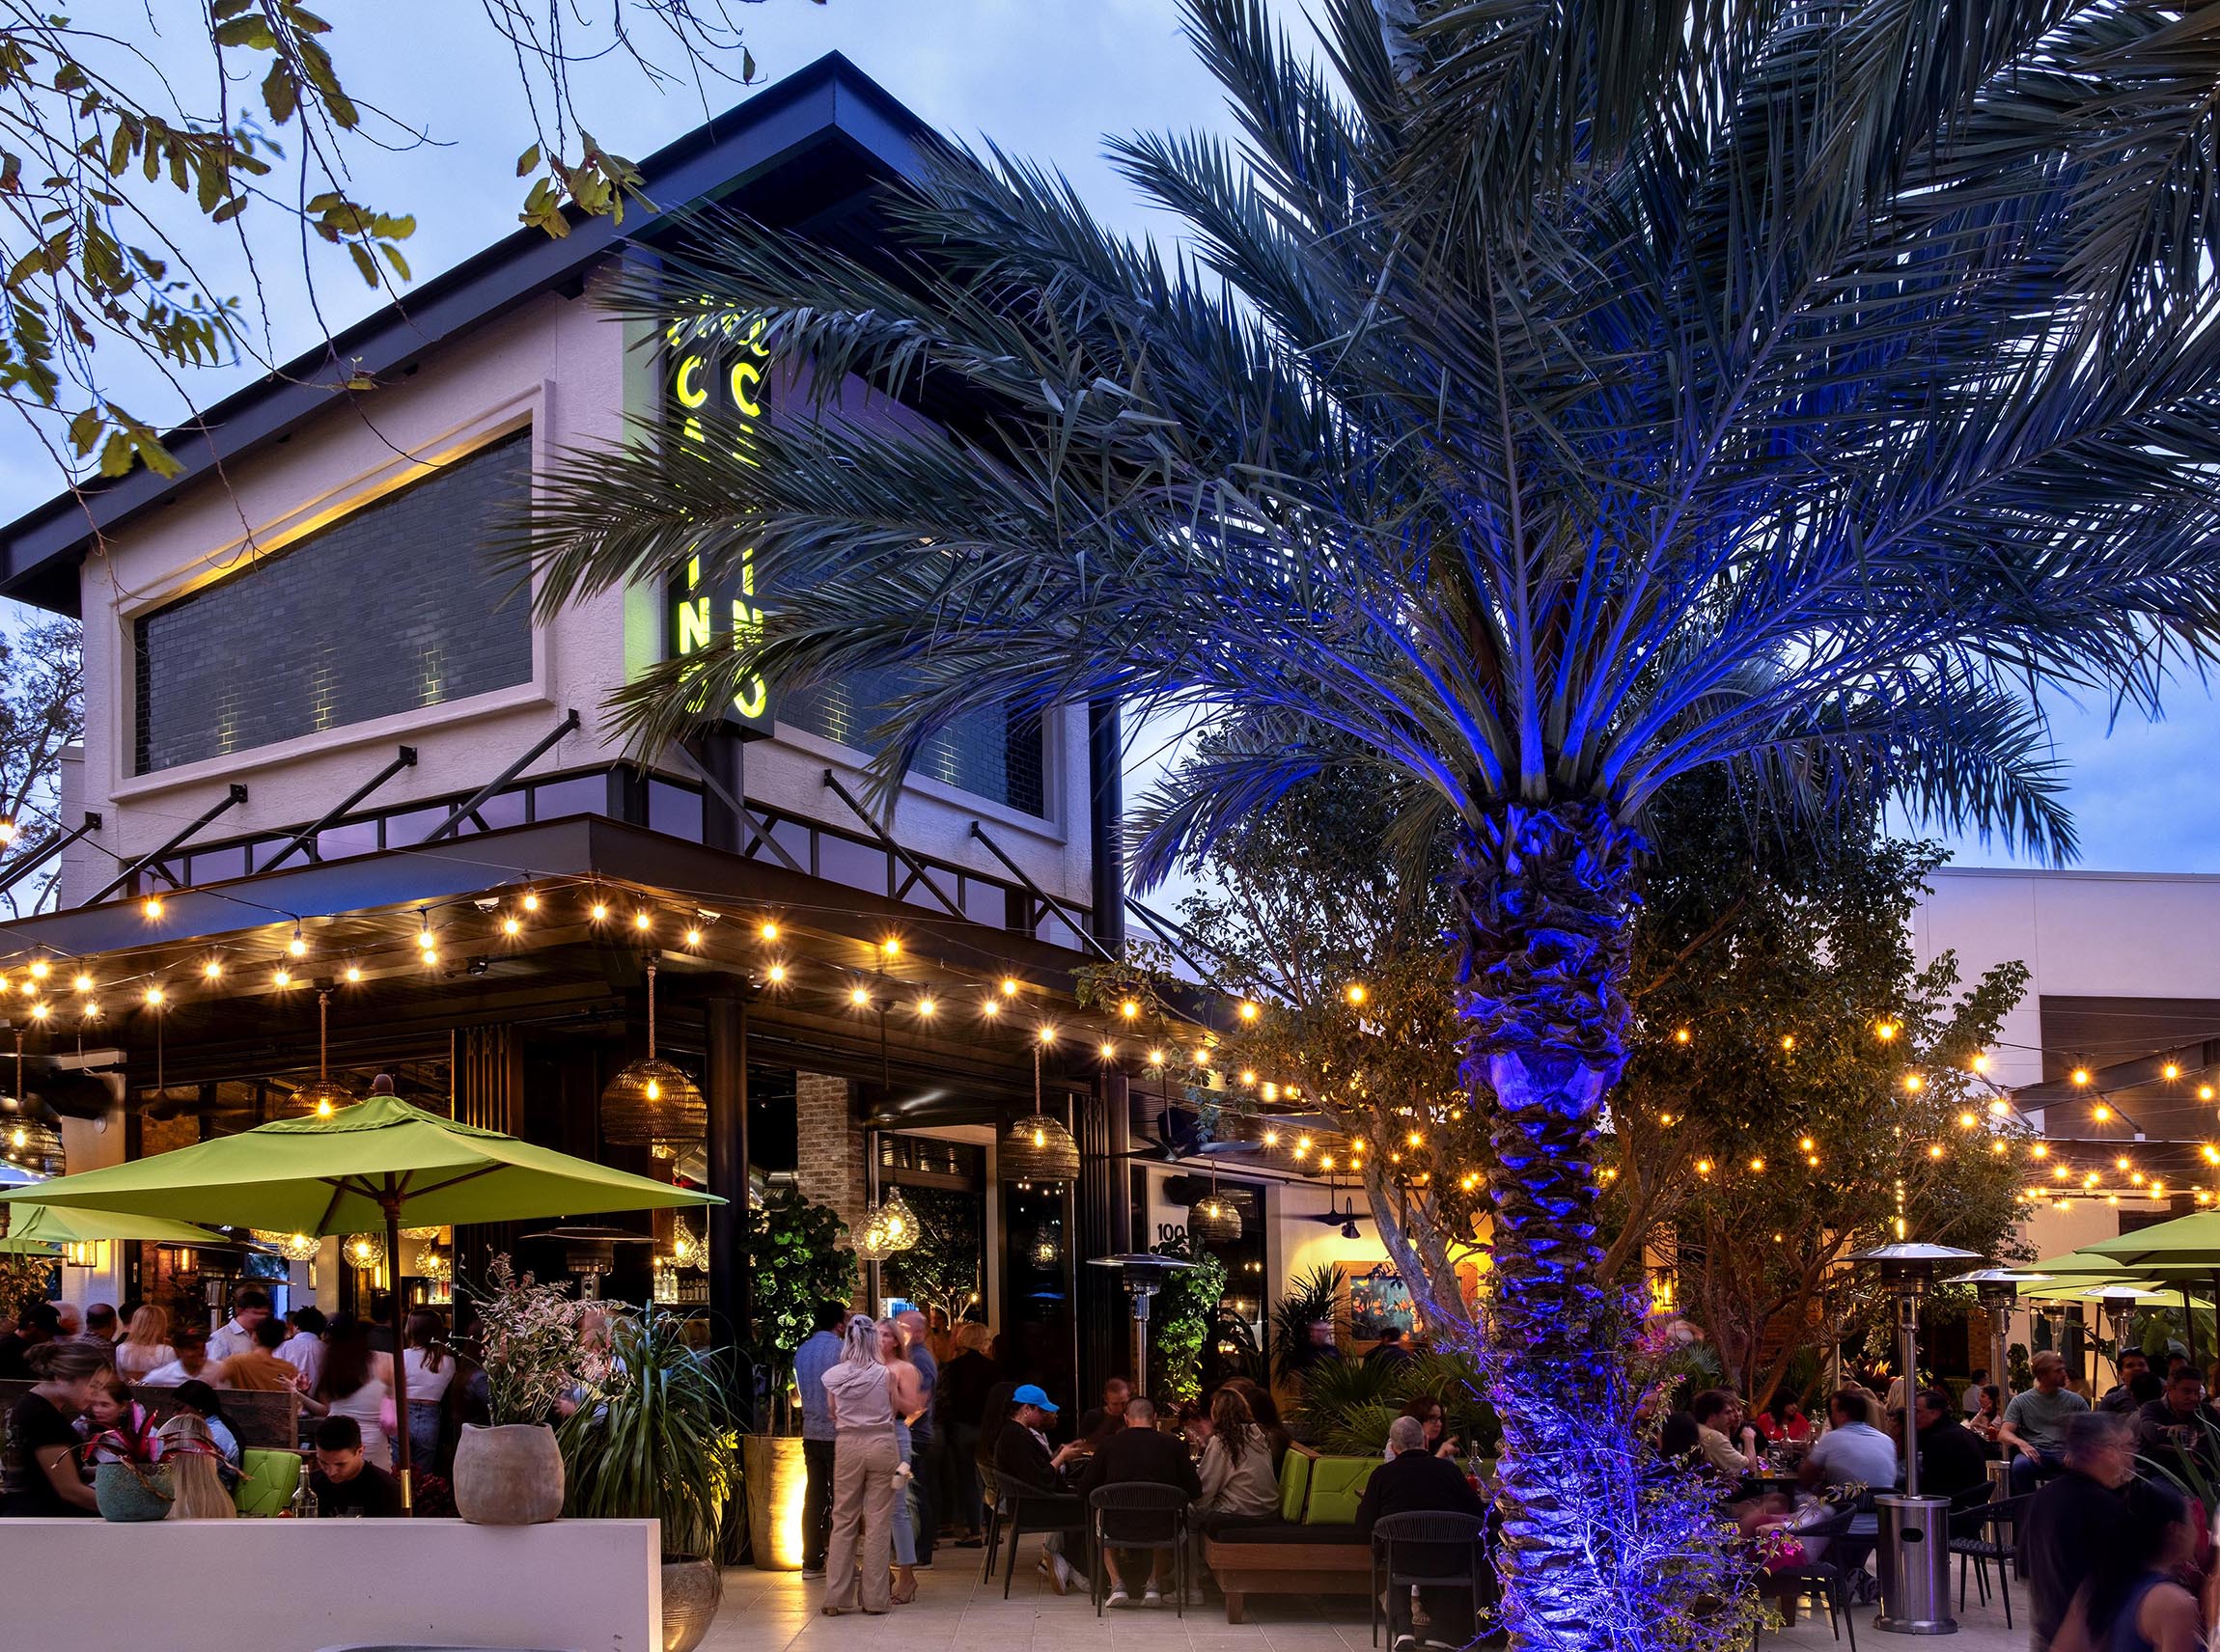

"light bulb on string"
[765,963,787,984]
[683,926,703,948]
[632,911,652,932]
[759,921,779,941]
[590,900,609,922]
[502,915,522,937]
[520,890,540,913]
[202,958,222,980]
[70,973,90,994]
[287,926,307,959]
[142,895,162,919]
[1346,983,1368,1005]
[343,963,362,983]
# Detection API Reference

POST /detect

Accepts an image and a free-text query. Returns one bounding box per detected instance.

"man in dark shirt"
[1357,1416,1490,1651]
[311,1416,404,1518]
[1077,1376,1132,1446]
[2133,1366,2219,1483]
[1912,1388,1990,1499]
[993,1386,1086,1593]
[2020,1411,2161,1652]
[1074,1396,1201,1606]
[0,1303,59,1381]
[2097,1349,2151,1415]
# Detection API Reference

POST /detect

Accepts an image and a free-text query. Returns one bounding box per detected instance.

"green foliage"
[461,1253,607,1428]
[1290,1350,1500,1459]
[0,1253,52,1319]
[878,1186,981,1325]
[1269,1263,1343,1385]
[0,5,765,482]
[558,1308,738,1560]
[742,1186,855,1395]
[1147,1230,1225,1405]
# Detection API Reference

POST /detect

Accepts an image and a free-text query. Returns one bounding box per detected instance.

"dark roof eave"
[0,52,934,616]
[0,813,1089,983]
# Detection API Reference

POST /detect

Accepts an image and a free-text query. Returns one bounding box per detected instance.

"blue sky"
[1,0,2211,876]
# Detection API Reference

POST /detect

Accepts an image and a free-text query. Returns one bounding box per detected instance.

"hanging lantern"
[277,1231,321,1263]
[877,1188,921,1252]
[416,1245,452,1281]
[343,1232,385,1270]
[668,1213,707,1272]
[1031,1229,1061,1266]
[1000,1044,1079,1183]
[601,962,707,1146]
[852,1209,895,1263]
[62,1239,104,1269]
[4,1116,63,1176]
[400,1224,441,1242]
[280,990,356,1117]
[1188,1190,1242,1244]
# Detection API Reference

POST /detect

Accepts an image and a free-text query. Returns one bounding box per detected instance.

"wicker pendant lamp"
[600,961,707,1147]
[1187,1169,1241,1244]
[1000,1040,1079,1183]
[285,989,356,1118]
[0,1031,61,1176]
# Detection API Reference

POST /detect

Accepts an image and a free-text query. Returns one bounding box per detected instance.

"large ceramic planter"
[742,1434,808,1570]
[661,1555,723,1652]
[94,1460,171,1522]
[453,1421,564,1526]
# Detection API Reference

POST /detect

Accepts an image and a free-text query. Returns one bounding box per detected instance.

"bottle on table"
[289,1459,319,1520]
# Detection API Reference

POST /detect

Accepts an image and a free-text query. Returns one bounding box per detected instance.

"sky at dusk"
[0,0,2210,877]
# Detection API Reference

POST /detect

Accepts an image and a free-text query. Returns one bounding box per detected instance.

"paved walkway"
[694,1550,2028,1652]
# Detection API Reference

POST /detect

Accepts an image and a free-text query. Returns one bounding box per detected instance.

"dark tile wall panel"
[785,665,1046,816]
[134,430,534,774]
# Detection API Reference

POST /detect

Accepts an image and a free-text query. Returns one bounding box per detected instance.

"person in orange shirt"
[221,1317,325,1412]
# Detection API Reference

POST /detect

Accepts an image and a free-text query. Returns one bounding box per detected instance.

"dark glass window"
[647,780,704,842]
[133,430,534,774]
[185,844,246,884]
[531,775,608,821]
[785,669,1045,816]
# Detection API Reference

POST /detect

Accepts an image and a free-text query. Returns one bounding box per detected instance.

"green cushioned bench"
[1201,1443,1381,1622]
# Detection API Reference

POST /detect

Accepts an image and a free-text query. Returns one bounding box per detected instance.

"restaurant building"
[0,54,1403,1407]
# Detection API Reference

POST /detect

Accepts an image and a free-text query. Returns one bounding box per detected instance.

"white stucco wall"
[62,271,1093,913]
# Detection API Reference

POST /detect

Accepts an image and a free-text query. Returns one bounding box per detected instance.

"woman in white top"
[113,1306,175,1382]
[402,1308,454,1469]
[1196,1386,1279,1521]
[820,1315,901,1616]
[314,1318,394,1470]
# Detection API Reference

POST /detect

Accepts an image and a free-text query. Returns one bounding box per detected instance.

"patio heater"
[1945,1269,2050,1399]
[1085,1252,1196,1390]
[1850,1240,1983,1636]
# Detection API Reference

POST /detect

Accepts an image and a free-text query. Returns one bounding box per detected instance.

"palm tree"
[517,1,2220,1638]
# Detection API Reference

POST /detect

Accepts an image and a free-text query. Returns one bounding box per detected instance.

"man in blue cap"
[993,1384,1088,1594]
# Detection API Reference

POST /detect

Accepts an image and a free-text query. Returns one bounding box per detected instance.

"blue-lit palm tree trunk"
[1459,801,1643,1649]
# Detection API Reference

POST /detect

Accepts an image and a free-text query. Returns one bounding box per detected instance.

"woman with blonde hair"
[820,1314,901,1615]
[155,1414,235,1519]
[114,1306,174,1382]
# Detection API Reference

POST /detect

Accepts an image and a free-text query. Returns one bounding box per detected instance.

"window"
[133,430,534,774]
[784,668,1045,816]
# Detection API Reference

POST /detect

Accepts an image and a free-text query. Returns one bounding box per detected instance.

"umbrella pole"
[2186,1284,2200,1368]
[385,1193,411,1513]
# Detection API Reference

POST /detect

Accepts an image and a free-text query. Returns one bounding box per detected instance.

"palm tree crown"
[518,4,2220,1643]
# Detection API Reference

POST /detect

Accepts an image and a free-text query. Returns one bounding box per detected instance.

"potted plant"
[560,1309,738,1652]
[738,1187,855,1570]
[454,1253,603,1525]
[86,1409,168,1522]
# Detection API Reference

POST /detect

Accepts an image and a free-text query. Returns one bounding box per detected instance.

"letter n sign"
[664,317,773,735]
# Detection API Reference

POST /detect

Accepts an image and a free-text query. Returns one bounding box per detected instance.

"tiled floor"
[694,1547,2026,1652]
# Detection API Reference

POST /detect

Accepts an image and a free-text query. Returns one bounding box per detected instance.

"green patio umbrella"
[0,1202,238,1254]
[2079,1217,2220,1364]
[0,1088,720,1503]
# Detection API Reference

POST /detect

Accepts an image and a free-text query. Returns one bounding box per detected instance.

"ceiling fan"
[1304,1178,1368,1239]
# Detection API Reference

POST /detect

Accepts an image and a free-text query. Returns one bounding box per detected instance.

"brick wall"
[134,428,534,774]
[792,1072,867,1307]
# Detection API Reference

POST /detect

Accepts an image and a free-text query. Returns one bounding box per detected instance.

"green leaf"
[211,17,274,49]
[346,241,376,287]
[209,194,248,225]
[515,143,540,178]
[378,242,409,283]
[263,61,296,126]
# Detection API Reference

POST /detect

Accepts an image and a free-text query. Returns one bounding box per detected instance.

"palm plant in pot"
[559,1309,739,1652]
[457,1253,608,1526]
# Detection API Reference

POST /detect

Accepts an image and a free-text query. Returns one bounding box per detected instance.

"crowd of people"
[0,1285,484,1520]
[1667,1342,2220,1649]
[791,1300,1485,1633]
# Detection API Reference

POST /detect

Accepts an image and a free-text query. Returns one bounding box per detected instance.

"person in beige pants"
[821,1314,902,1615]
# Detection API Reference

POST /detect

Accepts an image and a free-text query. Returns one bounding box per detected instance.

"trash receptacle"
[1873,1494,1956,1635]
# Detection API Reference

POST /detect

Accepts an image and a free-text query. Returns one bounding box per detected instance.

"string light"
[981,998,999,1017]
[1971,1053,1989,1073]
[1346,983,1368,1005]
[272,968,292,989]
[70,973,90,994]
[1238,1069,1257,1086]
[2070,1067,2092,1086]
[1798,1137,1815,1151]
[202,958,222,980]
[143,985,163,1006]
[683,926,703,947]
[590,900,610,922]
[1001,977,1019,997]
[848,986,870,1007]
[1928,1143,1944,1159]
[502,915,523,937]
[632,911,652,932]
[1237,1001,1260,1022]
[27,1002,47,1022]
[1956,1110,1976,1128]
[1780,1034,1795,1051]
[880,938,901,957]
[142,896,163,919]
[759,921,778,941]
[1749,1156,1765,1173]
[1875,1021,1899,1042]
[2204,1085,2216,1102]
[2032,1143,2049,1157]
[344,963,362,983]
[25,959,44,981]
[520,890,540,913]
[1696,1159,1712,1175]
[287,926,308,958]
[916,996,936,1019]
[1097,1041,1115,1060]
[2093,1104,2113,1122]
[1120,999,1140,1020]
[1147,1048,1165,1067]
[1037,1025,1057,1045]
[766,963,787,984]
[1903,1073,1924,1092]
[2165,1062,2181,1080]
[416,914,436,951]
[1674,1027,1691,1044]
[1988,1098,2009,1116]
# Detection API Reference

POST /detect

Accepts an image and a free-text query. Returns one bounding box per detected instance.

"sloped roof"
[0,52,934,616]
